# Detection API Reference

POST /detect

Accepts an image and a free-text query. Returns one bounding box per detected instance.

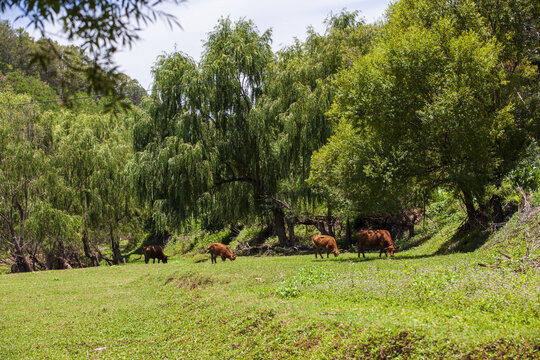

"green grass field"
[1,239,539,359]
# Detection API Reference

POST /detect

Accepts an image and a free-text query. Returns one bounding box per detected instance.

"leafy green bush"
[507,142,540,192]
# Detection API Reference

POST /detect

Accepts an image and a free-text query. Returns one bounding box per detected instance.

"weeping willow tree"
[259,10,376,240]
[0,93,47,272]
[133,13,375,245]
[53,110,137,265]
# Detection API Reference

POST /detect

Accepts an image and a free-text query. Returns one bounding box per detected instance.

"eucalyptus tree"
[313,0,538,227]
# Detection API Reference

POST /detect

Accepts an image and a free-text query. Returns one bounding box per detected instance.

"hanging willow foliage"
[132,12,375,242]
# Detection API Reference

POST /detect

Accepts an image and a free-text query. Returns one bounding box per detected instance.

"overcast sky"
[6,0,392,89]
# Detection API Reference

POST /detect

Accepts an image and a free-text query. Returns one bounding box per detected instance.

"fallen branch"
[95,247,114,266]
[477,263,501,269]
[495,250,512,260]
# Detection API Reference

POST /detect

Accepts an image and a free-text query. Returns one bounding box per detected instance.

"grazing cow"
[142,245,168,264]
[357,230,399,258]
[208,243,236,264]
[312,235,342,259]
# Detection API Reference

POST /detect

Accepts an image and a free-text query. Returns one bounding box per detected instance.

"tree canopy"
[133,12,375,245]
[310,0,539,226]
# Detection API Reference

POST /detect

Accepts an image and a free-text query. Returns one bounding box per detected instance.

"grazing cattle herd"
[142,229,399,264]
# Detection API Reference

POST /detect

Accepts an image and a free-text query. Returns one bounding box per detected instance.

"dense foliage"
[133,12,376,245]
[0,22,144,271]
[310,0,539,226]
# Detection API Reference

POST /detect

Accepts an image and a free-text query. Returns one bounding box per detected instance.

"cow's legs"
[221,255,226,261]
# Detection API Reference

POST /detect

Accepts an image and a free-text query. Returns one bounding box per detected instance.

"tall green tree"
[312,0,538,226]
[261,11,376,240]
[53,110,137,265]
[0,92,48,272]
[134,17,274,237]
[133,13,374,245]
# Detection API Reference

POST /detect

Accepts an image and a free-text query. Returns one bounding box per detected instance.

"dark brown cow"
[208,243,236,264]
[312,235,342,259]
[142,245,168,264]
[357,230,399,258]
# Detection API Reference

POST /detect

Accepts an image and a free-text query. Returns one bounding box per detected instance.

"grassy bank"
[1,244,538,359]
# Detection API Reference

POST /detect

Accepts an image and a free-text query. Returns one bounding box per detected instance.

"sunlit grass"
[1,247,538,359]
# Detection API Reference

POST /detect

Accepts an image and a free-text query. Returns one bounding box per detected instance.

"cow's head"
[333,249,343,257]
[385,245,400,257]
[230,254,237,261]
[163,255,168,264]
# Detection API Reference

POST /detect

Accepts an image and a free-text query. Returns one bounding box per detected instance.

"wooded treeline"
[0,20,147,272]
[1,0,539,272]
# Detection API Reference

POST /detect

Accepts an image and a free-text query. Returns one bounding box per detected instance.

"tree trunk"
[485,195,504,223]
[286,218,296,247]
[327,222,335,238]
[110,225,122,265]
[326,208,335,237]
[273,208,289,247]
[13,239,32,273]
[314,221,329,235]
[82,196,99,266]
[346,218,351,250]
[82,229,100,266]
[462,190,479,227]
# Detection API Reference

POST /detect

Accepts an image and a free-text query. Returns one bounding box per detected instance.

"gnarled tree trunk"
[110,225,122,265]
[273,208,289,247]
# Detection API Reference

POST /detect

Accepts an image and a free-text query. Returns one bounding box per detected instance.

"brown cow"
[142,245,168,264]
[208,243,236,264]
[312,235,342,259]
[357,230,399,258]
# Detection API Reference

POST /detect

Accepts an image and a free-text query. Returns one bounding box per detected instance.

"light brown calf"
[312,235,342,259]
[208,243,236,264]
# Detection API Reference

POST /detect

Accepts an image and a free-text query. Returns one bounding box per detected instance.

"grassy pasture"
[1,244,539,359]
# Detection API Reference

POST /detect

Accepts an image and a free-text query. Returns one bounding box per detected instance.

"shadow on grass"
[310,252,438,263]
[434,225,490,255]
